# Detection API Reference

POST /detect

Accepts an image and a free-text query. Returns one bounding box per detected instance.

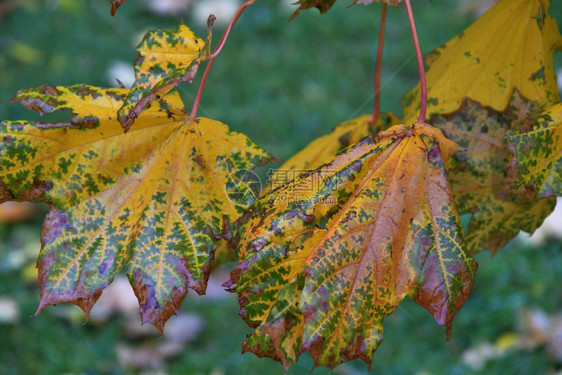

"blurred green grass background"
[1,0,562,374]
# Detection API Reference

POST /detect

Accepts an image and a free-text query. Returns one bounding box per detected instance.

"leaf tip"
[35,288,100,322]
[34,298,49,317]
[119,116,134,133]
[154,320,166,336]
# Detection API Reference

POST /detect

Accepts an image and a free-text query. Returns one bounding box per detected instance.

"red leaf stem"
[405,0,427,124]
[370,3,387,125]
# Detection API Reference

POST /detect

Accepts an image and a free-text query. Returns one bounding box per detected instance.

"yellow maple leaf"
[0,84,275,331]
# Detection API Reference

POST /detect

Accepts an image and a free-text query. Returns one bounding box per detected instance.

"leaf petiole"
[405,0,427,124]
[370,3,387,125]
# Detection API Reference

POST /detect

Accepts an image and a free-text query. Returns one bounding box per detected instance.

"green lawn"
[1,0,561,374]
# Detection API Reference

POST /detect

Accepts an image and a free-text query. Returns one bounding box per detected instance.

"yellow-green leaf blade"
[508,103,562,198]
[464,195,556,253]
[230,136,396,367]
[13,84,125,127]
[430,91,555,253]
[117,23,205,132]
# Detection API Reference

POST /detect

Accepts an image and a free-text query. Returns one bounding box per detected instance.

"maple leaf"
[109,0,127,16]
[507,103,562,199]
[117,22,212,132]
[0,84,275,332]
[430,91,556,254]
[228,123,477,370]
[402,0,562,125]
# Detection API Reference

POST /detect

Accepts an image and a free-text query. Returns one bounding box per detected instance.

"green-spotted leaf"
[228,123,477,370]
[402,0,562,125]
[0,84,275,332]
[433,91,539,212]
[117,22,210,132]
[109,0,128,15]
[430,91,555,254]
[507,103,562,198]
[463,196,555,254]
